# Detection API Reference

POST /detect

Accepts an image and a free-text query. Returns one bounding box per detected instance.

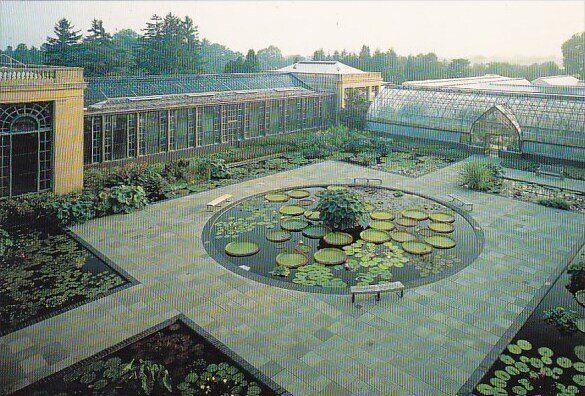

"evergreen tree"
[44,18,82,66]
[243,49,260,72]
[562,32,584,79]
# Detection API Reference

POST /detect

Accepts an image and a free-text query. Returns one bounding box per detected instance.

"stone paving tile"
[2,160,583,395]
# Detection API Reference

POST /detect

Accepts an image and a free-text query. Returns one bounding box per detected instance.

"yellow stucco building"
[0,62,85,197]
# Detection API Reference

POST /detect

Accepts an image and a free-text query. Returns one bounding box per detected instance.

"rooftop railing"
[0,65,84,86]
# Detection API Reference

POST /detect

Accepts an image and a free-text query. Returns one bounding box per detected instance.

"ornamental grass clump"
[316,189,368,231]
[459,160,502,192]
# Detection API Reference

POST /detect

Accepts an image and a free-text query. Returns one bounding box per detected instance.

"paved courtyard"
[1,160,584,395]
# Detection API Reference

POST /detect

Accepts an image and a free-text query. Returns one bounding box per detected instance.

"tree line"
[1,14,583,81]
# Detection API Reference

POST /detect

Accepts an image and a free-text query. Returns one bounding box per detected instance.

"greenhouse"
[366,75,585,161]
[83,73,336,165]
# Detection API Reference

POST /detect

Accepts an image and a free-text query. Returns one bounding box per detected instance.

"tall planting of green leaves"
[316,189,368,230]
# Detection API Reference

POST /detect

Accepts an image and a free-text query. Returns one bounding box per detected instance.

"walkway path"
[1,160,583,395]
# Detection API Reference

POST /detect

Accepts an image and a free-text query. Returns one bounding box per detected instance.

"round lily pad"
[401,209,428,221]
[395,218,418,227]
[507,344,522,354]
[499,354,515,365]
[327,185,347,191]
[573,374,585,386]
[279,205,305,216]
[276,252,309,268]
[575,345,585,362]
[266,230,291,243]
[369,220,395,231]
[225,242,260,257]
[391,231,417,243]
[304,210,321,221]
[417,227,435,237]
[364,203,375,212]
[302,225,329,239]
[265,193,289,202]
[429,212,455,223]
[297,199,314,207]
[294,244,312,254]
[424,235,456,249]
[323,232,354,246]
[286,189,311,199]
[538,347,553,357]
[557,357,573,368]
[281,218,309,231]
[494,370,511,381]
[360,229,391,244]
[516,340,532,351]
[429,222,454,233]
[314,248,347,265]
[370,211,394,221]
[402,241,433,255]
[577,319,585,333]
[575,290,585,307]
[476,384,494,395]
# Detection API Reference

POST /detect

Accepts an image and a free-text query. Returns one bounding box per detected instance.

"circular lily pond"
[203,185,483,294]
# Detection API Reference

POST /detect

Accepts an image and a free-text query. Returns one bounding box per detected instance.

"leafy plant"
[51,198,95,226]
[350,152,379,166]
[543,307,580,332]
[100,185,148,214]
[316,189,368,230]
[0,228,13,256]
[121,359,172,395]
[193,158,231,180]
[537,197,571,210]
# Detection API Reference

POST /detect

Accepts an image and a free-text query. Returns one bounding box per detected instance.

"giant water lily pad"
[369,220,395,231]
[266,230,291,243]
[429,212,455,223]
[297,199,314,207]
[323,232,353,246]
[286,189,311,199]
[575,345,585,362]
[279,205,305,216]
[370,211,394,221]
[429,222,454,233]
[276,252,309,268]
[395,218,418,227]
[314,248,347,265]
[391,231,417,243]
[360,229,391,243]
[302,225,330,239]
[225,242,260,257]
[304,210,321,221]
[424,235,456,249]
[281,218,309,231]
[401,209,428,221]
[402,241,432,255]
[265,193,289,203]
[327,185,347,191]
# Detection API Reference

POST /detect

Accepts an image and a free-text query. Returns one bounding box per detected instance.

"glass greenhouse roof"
[367,85,585,148]
[84,73,309,106]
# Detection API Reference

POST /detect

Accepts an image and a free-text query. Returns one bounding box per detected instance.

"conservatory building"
[367,74,585,162]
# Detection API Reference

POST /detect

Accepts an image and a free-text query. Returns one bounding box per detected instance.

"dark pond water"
[16,319,281,396]
[204,185,482,293]
[0,224,129,335]
[467,252,585,395]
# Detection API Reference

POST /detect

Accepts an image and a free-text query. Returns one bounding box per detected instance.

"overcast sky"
[1,1,583,60]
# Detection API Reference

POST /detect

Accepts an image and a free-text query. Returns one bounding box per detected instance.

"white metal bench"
[447,194,473,211]
[351,281,404,303]
[535,164,564,180]
[207,194,232,211]
[353,177,383,185]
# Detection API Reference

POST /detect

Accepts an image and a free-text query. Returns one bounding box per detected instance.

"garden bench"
[353,177,383,185]
[207,194,232,211]
[447,194,474,211]
[350,281,404,303]
[535,164,564,180]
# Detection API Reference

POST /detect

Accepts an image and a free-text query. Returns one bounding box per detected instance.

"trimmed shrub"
[316,189,368,231]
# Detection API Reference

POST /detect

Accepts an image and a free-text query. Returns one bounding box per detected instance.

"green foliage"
[459,160,502,191]
[316,189,368,230]
[543,307,580,332]
[177,361,262,396]
[340,90,370,129]
[51,197,96,226]
[161,159,194,182]
[537,197,571,210]
[350,151,379,166]
[0,228,13,256]
[100,185,148,214]
[0,191,57,227]
[562,32,585,79]
[193,158,231,180]
[121,359,172,395]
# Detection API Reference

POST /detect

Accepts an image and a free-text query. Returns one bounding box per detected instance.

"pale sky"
[1,1,583,61]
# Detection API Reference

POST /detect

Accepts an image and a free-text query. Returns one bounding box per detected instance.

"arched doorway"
[0,103,53,197]
[465,104,521,156]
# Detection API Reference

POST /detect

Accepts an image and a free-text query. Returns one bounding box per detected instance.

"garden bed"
[498,179,585,213]
[15,316,284,395]
[0,224,130,336]
[464,248,585,395]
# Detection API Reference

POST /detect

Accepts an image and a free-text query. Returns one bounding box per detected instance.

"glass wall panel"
[175,108,191,150]
[200,106,220,146]
[249,102,265,138]
[112,114,128,160]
